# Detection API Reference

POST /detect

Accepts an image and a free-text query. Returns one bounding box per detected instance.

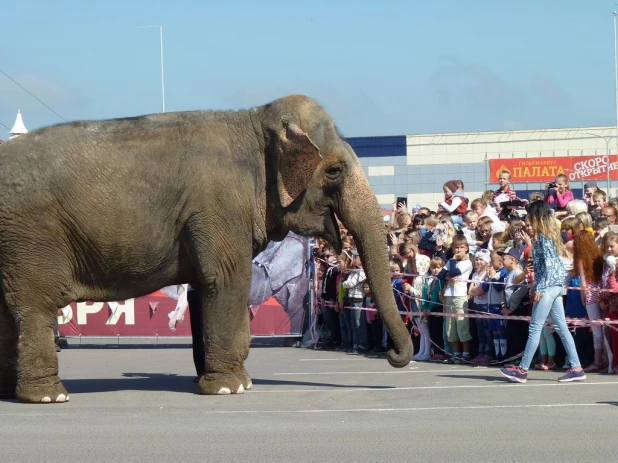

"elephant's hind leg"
[0,295,18,399]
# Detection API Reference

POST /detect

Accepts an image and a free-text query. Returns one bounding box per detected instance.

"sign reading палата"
[489,155,618,183]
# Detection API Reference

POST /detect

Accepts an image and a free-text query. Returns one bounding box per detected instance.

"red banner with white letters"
[489,155,618,183]
[58,294,295,338]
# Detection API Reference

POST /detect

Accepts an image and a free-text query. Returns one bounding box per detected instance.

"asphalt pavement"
[1,345,616,462]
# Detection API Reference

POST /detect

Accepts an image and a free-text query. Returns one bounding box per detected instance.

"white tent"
[9,109,28,139]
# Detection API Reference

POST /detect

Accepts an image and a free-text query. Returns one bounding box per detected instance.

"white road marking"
[252,381,618,394]
[274,368,489,375]
[299,358,369,361]
[197,402,611,415]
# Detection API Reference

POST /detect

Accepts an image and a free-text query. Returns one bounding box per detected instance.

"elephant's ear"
[277,120,322,208]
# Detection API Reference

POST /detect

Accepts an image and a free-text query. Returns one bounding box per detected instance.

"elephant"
[0,94,413,403]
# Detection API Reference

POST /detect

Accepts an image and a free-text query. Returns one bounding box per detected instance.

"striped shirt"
[493,186,517,201]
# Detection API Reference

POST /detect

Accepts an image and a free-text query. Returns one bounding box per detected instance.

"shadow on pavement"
[597,401,618,406]
[61,372,393,394]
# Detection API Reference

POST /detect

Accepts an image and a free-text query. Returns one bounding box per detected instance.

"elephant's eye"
[325,164,343,180]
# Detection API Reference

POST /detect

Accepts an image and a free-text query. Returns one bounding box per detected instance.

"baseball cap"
[413,204,422,211]
[497,247,521,261]
[584,181,598,189]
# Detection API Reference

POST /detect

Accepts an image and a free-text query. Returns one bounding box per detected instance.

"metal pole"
[607,138,611,192]
[607,10,618,196]
[159,26,165,113]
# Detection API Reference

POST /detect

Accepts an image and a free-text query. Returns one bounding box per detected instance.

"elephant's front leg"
[13,306,68,403]
[197,265,253,395]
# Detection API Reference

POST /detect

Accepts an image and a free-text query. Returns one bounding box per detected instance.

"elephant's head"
[260,95,413,368]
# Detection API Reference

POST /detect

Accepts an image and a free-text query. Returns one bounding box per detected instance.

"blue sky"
[2,0,618,140]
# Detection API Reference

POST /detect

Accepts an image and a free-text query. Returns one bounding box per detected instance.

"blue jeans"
[349,301,368,350]
[520,285,581,371]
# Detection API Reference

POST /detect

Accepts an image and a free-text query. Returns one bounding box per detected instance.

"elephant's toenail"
[245,381,253,390]
[41,397,51,403]
[236,384,244,394]
[217,387,231,395]
[56,394,66,403]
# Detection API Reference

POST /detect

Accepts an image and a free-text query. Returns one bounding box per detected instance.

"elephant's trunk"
[338,167,413,368]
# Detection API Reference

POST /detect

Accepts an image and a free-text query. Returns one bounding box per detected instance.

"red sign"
[489,155,618,183]
[58,293,297,338]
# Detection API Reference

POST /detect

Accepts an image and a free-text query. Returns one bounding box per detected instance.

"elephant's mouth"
[322,208,342,254]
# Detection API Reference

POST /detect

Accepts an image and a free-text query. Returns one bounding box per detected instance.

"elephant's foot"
[0,371,17,400]
[198,371,245,395]
[16,377,69,404]
[233,366,253,390]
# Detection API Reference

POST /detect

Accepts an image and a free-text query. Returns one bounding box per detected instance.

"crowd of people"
[314,172,618,383]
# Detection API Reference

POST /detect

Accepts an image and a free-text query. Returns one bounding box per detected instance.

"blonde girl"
[501,200,585,383]
[544,173,574,219]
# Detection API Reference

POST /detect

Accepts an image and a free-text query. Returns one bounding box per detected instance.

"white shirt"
[504,268,523,303]
[443,259,473,298]
[440,197,462,213]
[471,271,488,305]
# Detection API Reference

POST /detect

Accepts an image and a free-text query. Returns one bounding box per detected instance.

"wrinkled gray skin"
[0,95,413,403]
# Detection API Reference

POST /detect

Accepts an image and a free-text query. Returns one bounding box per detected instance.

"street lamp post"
[583,132,616,193]
[614,12,618,166]
[138,25,165,113]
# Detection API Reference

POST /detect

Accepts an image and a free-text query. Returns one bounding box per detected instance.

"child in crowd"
[342,250,368,353]
[501,201,585,383]
[509,219,528,257]
[476,216,494,250]
[363,281,386,353]
[390,257,414,323]
[422,257,447,361]
[498,247,524,357]
[600,233,618,374]
[590,190,607,219]
[462,211,480,254]
[594,217,610,246]
[482,190,495,205]
[544,173,574,220]
[434,220,455,262]
[483,251,508,360]
[491,231,510,253]
[440,180,466,226]
[419,217,440,257]
[438,235,474,363]
[468,248,492,363]
[454,180,469,208]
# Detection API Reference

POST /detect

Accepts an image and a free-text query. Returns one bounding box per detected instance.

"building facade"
[348,126,618,210]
